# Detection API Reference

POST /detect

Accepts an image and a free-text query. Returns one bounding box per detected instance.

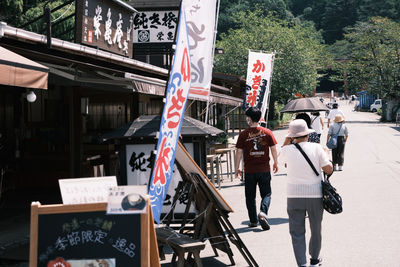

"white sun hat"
[286,119,315,138]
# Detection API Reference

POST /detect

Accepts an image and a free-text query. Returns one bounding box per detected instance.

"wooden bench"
[156,227,205,267]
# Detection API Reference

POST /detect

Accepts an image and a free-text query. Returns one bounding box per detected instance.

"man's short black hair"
[245,107,261,122]
[332,103,339,108]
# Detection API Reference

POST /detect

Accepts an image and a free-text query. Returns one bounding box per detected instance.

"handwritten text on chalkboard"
[37,212,141,266]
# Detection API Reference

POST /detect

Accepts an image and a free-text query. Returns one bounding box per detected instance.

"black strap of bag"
[332,123,342,138]
[294,143,319,176]
[312,116,318,123]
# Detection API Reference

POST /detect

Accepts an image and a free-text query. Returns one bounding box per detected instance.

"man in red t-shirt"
[235,107,278,230]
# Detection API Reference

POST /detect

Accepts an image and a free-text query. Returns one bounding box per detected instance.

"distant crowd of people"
[234,102,348,266]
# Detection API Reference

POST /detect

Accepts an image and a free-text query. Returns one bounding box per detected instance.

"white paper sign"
[107,185,148,214]
[58,176,117,204]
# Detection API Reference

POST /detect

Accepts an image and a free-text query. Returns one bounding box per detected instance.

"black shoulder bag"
[294,143,343,214]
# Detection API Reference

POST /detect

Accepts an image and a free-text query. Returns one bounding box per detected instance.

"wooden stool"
[156,227,205,267]
[206,154,221,188]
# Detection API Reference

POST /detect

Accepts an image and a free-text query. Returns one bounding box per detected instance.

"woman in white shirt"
[280,119,333,267]
[311,112,324,142]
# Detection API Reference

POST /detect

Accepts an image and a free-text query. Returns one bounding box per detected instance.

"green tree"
[287,0,314,16]
[217,0,290,38]
[357,0,398,22]
[214,11,330,119]
[340,17,400,99]
[286,0,400,45]
[0,0,23,22]
[23,1,75,39]
[287,0,328,29]
[320,0,358,44]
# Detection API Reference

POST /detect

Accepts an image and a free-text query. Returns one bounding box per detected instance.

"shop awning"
[44,63,243,106]
[0,46,48,89]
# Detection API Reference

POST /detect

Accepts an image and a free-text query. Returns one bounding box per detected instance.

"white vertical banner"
[243,51,274,119]
[183,0,217,100]
[148,6,191,223]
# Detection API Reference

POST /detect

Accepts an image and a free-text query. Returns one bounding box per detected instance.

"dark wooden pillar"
[131,92,139,120]
[68,86,82,177]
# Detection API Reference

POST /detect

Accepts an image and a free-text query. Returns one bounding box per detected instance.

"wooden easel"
[161,142,259,267]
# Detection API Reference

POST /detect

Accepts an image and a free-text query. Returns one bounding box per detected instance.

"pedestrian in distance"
[235,107,278,230]
[327,114,348,171]
[311,112,324,143]
[327,103,344,128]
[280,119,333,267]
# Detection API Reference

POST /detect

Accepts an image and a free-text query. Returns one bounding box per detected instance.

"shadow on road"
[220,183,245,189]
[235,224,264,233]
[345,120,380,124]
[268,217,289,225]
[273,173,287,177]
[237,217,289,233]
[162,256,229,267]
[390,126,400,132]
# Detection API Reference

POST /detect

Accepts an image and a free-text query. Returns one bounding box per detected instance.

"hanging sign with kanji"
[148,6,191,223]
[133,10,178,43]
[243,51,274,113]
[76,0,135,57]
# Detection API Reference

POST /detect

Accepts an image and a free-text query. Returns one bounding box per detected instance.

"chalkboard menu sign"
[29,201,159,267]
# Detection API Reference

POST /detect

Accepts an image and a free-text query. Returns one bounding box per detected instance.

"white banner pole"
[205,0,220,123]
[262,52,275,125]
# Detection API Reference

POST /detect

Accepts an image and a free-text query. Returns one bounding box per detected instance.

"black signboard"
[133,10,178,43]
[29,202,158,267]
[76,0,136,57]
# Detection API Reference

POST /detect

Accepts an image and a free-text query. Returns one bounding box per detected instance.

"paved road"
[162,99,400,266]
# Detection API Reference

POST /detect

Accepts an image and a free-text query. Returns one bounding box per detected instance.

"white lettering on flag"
[243,51,273,118]
[184,0,217,101]
[148,6,191,223]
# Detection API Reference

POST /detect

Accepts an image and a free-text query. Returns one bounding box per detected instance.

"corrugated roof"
[102,115,225,141]
[127,0,180,9]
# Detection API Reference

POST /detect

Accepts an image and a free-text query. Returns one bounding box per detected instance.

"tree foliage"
[339,17,400,99]
[319,0,358,44]
[214,10,330,106]
[1,0,76,41]
[284,0,400,44]
[0,0,23,22]
[357,0,398,22]
[217,0,291,38]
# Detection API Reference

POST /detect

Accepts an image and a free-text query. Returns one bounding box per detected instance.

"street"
[161,100,400,266]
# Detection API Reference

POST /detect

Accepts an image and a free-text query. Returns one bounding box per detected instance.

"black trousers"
[332,136,346,165]
[244,172,272,223]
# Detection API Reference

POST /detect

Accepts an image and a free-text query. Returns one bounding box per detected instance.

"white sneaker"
[338,165,343,171]
[333,165,338,171]
[258,212,270,231]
